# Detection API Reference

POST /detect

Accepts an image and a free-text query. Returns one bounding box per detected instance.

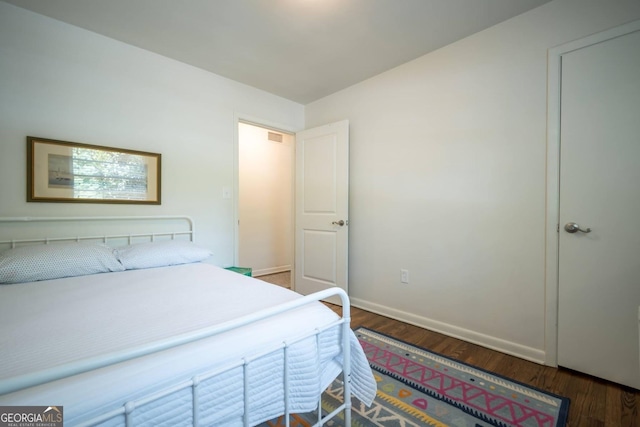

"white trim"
[351,297,545,364]
[236,116,297,135]
[252,265,291,277]
[544,19,640,367]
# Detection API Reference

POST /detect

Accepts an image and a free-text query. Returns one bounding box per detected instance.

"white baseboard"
[252,265,291,277]
[350,297,546,365]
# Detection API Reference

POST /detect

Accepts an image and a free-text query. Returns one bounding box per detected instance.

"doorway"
[237,121,294,286]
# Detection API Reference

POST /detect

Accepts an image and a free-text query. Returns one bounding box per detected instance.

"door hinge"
[557,223,560,233]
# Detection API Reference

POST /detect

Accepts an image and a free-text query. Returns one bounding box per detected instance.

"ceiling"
[2,0,552,104]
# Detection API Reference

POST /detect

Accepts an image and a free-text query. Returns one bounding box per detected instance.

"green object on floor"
[224,266,252,277]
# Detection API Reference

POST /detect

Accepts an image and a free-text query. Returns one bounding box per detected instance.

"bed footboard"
[4,289,356,427]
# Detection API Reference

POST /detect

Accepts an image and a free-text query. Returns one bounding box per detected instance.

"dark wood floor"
[327,304,639,427]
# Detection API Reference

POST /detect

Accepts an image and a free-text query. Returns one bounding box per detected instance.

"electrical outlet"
[400,269,409,284]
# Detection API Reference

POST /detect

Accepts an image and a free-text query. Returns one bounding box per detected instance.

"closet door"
[557,25,640,389]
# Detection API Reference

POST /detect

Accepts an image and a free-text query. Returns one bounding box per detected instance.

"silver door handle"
[564,222,592,233]
[332,220,345,226]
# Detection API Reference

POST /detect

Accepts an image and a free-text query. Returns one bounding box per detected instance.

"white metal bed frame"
[0,216,195,249]
[0,216,354,427]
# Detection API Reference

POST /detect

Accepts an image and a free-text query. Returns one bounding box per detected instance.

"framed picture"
[27,137,161,204]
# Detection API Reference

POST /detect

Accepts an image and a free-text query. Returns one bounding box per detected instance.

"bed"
[0,216,376,426]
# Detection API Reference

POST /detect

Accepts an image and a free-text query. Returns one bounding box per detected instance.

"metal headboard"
[0,216,194,249]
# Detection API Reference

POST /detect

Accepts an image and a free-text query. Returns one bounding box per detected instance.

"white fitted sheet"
[0,263,375,425]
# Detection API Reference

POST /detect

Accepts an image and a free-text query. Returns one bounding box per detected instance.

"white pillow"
[115,240,212,270]
[0,242,124,284]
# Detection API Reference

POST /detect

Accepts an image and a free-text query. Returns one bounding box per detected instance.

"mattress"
[0,263,376,426]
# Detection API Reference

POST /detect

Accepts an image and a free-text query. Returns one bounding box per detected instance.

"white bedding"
[0,263,376,426]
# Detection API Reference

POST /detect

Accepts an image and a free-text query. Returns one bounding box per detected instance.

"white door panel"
[303,134,337,213]
[302,230,336,283]
[295,121,349,303]
[558,27,640,389]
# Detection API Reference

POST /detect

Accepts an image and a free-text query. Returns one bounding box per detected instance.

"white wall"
[0,2,304,267]
[238,123,293,276]
[305,0,640,362]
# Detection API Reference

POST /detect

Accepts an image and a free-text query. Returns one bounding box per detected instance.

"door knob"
[332,220,345,226]
[564,222,592,234]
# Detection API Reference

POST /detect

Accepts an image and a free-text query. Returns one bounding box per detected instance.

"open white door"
[294,120,349,304]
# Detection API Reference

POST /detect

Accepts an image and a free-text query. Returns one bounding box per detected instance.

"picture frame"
[27,137,161,204]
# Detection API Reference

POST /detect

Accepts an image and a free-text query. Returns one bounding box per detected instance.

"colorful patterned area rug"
[265,327,569,427]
